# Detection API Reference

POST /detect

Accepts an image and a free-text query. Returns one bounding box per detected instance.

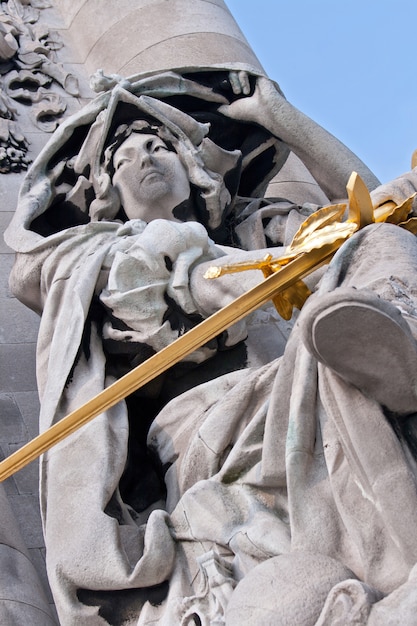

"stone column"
[52,0,265,77]
[0,1,94,621]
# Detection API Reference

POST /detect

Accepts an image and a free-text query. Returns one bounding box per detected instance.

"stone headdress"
[76,85,245,230]
[5,72,288,248]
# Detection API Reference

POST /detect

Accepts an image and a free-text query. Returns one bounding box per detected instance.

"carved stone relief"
[0,0,79,172]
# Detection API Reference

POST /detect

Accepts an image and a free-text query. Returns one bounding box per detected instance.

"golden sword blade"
[0,240,339,482]
[1,171,415,481]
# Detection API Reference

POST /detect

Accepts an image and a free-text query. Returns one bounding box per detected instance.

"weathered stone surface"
[0,297,39,343]
[0,1,94,621]
[7,494,44,549]
[0,214,14,252]
[0,343,37,392]
[3,2,417,625]
[0,452,18,495]
[0,176,23,211]
[14,391,41,440]
[7,443,39,494]
[226,553,355,625]
[29,548,54,605]
[0,544,56,625]
[0,393,27,443]
[55,0,265,76]
[0,486,55,624]
[0,254,14,298]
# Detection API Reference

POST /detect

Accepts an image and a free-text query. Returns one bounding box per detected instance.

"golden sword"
[0,172,415,481]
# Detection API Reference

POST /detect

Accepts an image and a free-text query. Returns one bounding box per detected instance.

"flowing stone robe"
[6,72,417,624]
[3,84,306,621]
[145,221,417,625]
[5,208,306,625]
[9,216,417,625]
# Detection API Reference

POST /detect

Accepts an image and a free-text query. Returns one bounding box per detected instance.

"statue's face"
[112,133,191,222]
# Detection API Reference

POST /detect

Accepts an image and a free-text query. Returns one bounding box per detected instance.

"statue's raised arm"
[218,74,380,199]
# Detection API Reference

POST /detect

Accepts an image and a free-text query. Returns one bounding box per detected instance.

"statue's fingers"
[238,70,250,95]
[228,70,242,95]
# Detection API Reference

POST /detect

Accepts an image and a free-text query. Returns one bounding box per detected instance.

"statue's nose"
[139,151,153,168]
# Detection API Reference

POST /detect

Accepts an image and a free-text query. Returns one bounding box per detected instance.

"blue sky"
[226,1,417,185]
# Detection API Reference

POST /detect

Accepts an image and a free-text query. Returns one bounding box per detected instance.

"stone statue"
[5,41,417,626]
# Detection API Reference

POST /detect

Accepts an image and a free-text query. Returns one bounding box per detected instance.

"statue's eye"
[115,157,128,170]
[153,143,169,153]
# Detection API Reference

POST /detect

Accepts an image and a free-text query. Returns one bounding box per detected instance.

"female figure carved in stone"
[6,71,417,625]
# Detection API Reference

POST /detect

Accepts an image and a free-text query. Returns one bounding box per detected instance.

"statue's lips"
[140,169,163,183]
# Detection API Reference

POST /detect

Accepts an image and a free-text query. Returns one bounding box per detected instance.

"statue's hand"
[371,175,417,211]
[228,70,251,96]
[219,75,284,127]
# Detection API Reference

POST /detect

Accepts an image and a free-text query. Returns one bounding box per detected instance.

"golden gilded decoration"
[374,195,416,225]
[0,239,339,481]
[346,171,374,228]
[412,149,417,170]
[205,171,417,320]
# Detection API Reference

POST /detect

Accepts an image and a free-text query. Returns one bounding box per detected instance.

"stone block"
[34,2,66,29]
[121,32,260,78]
[0,446,18,495]
[0,254,14,298]
[0,213,15,252]
[14,391,41,440]
[0,545,55,625]
[0,343,37,392]
[28,548,54,604]
[6,442,39,495]
[0,483,26,550]
[0,297,40,344]
[56,0,140,61]
[54,0,264,78]
[0,476,18,496]
[53,0,86,28]
[0,174,23,211]
[0,393,28,444]
[51,26,86,63]
[7,494,44,549]
[49,603,59,624]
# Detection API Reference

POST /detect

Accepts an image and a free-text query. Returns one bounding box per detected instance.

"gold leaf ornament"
[3,174,417,479]
[205,171,417,320]
[272,280,312,321]
[373,194,416,225]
